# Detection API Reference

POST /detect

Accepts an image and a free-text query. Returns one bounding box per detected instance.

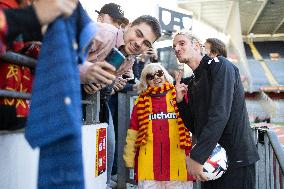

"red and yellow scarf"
[135,82,192,149]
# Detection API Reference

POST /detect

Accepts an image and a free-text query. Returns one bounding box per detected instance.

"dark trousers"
[201,164,256,189]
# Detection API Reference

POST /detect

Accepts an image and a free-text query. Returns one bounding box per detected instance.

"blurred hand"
[84,83,105,94]
[116,60,134,76]
[122,69,134,80]
[146,48,158,61]
[113,77,127,92]
[33,0,78,25]
[84,61,116,85]
[132,83,138,91]
[186,156,208,182]
[175,71,188,103]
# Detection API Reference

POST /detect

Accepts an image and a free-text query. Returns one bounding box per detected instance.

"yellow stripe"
[248,41,278,85]
[166,93,188,181]
[95,130,99,176]
[138,97,154,180]
[137,104,146,108]
[139,119,148,125]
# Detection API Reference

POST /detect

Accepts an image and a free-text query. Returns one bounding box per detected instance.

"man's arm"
[177,98,195,135]
[175,72,195,134]
[190,58,236,165]
[3,0,78,43]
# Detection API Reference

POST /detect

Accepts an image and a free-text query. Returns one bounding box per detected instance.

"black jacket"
[178,55,259,169]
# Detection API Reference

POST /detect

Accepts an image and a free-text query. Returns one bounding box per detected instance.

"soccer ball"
[203,144,228,180]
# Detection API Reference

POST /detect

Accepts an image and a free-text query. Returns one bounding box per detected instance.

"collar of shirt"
[194,55,212,78]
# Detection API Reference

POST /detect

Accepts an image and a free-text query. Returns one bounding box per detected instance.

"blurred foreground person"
[0,0,78,49]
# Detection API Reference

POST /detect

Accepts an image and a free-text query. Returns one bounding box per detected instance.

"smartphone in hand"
[105,48,126,70]
[122,74,130,79]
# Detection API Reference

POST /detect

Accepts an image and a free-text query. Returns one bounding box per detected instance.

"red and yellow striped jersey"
[129,91,192,181]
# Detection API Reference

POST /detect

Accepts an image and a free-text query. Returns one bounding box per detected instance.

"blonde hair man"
[173,31,259,189]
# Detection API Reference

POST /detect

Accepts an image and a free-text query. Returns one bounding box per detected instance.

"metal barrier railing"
[117,91,138,189]
[0,51,36,68]
[0,52,101,126]
[0,51,35,103]
[84,92,100,125]
[254,127,284,189]
[0,90,31,99]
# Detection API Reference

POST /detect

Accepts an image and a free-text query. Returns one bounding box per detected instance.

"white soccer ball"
[203,144,228,180]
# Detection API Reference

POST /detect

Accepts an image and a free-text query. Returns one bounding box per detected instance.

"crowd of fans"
[0,1,260,189]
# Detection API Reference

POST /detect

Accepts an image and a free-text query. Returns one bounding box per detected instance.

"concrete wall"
[0,124,108,189]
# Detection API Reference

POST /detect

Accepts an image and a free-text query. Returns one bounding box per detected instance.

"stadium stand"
[247,59,271,90]
[253,41,284,59]
[265,59,284,85]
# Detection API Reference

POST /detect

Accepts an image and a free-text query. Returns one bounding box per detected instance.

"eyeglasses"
[146,70,164,80]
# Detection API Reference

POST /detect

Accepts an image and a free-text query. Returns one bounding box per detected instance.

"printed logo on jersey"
[149,112,177,120]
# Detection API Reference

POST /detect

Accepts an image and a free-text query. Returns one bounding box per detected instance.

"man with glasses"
[173,31,259,189]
